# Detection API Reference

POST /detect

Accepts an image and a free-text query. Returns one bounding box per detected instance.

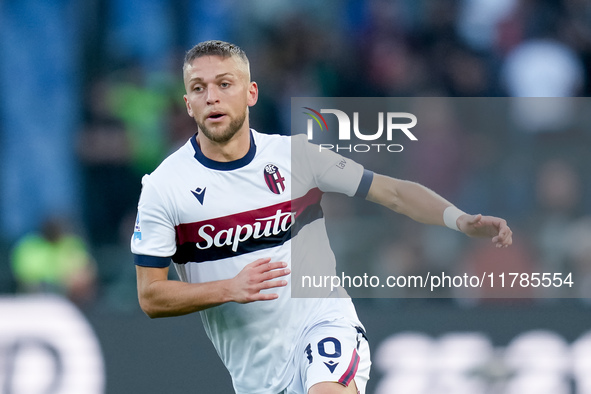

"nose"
[206,86,220,105]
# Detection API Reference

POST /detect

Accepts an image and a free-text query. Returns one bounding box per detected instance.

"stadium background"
[1,0,591,393]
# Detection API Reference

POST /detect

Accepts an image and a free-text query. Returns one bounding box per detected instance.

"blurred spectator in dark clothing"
[77,77,139,246]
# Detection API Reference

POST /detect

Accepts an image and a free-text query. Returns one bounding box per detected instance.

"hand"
[457,214,513,248]
[229,258,290,303]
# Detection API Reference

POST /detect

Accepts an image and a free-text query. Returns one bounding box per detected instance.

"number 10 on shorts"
[306,337,342,367]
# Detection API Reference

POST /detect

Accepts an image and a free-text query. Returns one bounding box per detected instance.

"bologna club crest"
[263,164,286,195]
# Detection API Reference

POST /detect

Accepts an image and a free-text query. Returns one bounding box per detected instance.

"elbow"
[141,304,167,319]
[141,307,160,319]
[369,187,402,213]
[138,298,157,318]
[136,266,175,318]
[138,293,166,319]
[367,174,404,213]
[146,311,165,319]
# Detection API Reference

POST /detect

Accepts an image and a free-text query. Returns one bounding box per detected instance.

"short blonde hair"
[183,40,250,74]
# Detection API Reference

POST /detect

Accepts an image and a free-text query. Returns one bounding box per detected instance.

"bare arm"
[366,174,450,226]
[366,173,512,247]
[136,257,290,318]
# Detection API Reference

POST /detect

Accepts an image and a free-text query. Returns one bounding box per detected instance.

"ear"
[184,95,194,117]
[247,81,258,107]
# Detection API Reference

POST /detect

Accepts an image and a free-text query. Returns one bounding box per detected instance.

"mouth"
[207,111,227,122]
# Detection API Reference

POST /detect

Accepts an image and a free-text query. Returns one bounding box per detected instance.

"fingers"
[247,277,289,302]
[462,215,514,248]
[261,261,289,275]
[251,260,290,281]
[492,223,513,248]
[257,262,290,289]
[254,292,280,301]
[259,277,288,289]
[261,266,291,283]
[459,214,483,232]
[248,258,287,274]
[249,257,272,267]
[469,213,483,225]
[239,258,290,303]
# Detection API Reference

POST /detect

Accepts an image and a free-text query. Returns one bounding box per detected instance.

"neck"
[195,126,251,162]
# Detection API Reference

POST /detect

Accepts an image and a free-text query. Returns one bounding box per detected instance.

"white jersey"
[131,130,373,394]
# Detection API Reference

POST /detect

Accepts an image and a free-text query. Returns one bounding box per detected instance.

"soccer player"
[131,40,512,394]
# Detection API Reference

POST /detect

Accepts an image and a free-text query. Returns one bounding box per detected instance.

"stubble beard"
[196,109,248,144]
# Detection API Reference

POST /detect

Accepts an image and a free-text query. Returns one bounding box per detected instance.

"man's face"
[183,55,258,144]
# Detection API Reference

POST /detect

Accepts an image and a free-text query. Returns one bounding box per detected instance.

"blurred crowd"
[0,0,590,309]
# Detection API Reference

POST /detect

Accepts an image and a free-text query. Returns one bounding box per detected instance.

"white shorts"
[283,319,371,394]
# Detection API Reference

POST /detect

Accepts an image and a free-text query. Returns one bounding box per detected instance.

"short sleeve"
[293,135,373,198]
[130,175,176,267]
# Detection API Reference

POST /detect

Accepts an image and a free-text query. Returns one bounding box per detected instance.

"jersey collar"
[191,129,257,171]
